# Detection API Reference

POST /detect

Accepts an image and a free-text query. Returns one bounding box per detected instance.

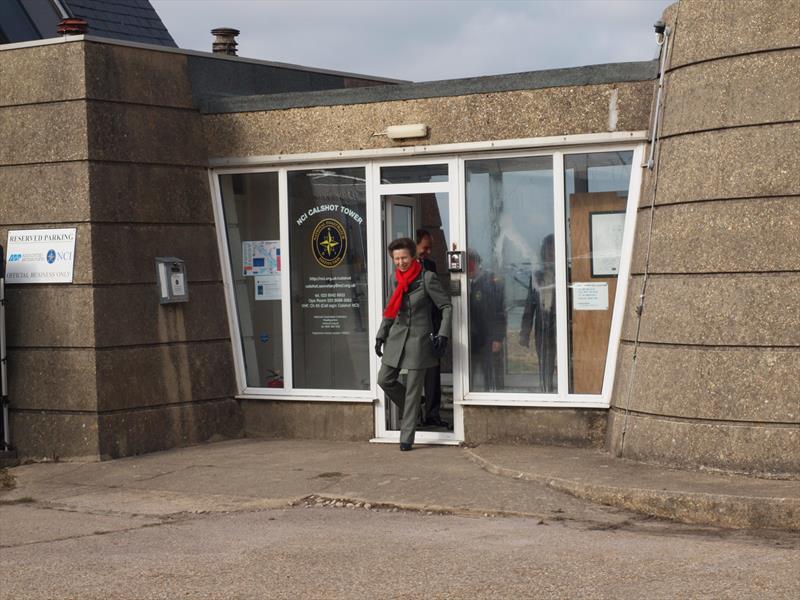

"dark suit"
[520,267,556,392]
[469,269,506,391]
[420,258,444,424]
[377,270,452,444]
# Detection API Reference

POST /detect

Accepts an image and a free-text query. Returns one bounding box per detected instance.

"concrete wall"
[607,0,800,476]
[203,79,654,158]
[464,407,607,448]
[242,401,374,442]
[1,40,242,460]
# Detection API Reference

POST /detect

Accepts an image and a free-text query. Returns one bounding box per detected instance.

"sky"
[150,0,673,82]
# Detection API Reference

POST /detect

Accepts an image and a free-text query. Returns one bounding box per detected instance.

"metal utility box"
[155,257,189,304]
[447,250,465,273]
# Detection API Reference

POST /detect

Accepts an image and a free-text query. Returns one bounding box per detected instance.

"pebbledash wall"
[607,0,800,477]
[0,38,393,460]
[1,0,797,476]
[0,40,241,459]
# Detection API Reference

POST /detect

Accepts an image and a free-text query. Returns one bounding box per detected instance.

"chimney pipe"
[58,18,88,36]
[211,28,240,56]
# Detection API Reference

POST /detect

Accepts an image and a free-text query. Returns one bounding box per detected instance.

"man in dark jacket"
[416,229,449,428]
[519,234,557,392]
[468,249,506,392]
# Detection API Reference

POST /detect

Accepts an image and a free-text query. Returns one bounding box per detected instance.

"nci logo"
[47,249,57,264]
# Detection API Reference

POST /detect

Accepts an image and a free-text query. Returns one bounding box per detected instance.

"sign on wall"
[572,281,609,311]
[5,228,77,283]
[589,211,625,277]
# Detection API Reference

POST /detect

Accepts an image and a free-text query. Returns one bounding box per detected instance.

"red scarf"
[383,260,422,318]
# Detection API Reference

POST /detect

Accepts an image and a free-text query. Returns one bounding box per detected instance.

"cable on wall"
[618,7,679,454]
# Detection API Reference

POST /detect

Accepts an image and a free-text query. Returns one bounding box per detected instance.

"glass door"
[372,159,463,443]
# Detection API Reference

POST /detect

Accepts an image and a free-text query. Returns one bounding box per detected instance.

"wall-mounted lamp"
[653,20,670,46]
[374,123,429,140]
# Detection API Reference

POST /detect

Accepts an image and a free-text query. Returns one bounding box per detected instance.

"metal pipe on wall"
[0,243,10,452]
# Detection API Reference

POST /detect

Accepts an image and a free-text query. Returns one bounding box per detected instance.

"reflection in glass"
[564,151,633,394]
[465,156,556,393]
[288,168,370,390]
[219,172,284,388]
[380,164,448,184]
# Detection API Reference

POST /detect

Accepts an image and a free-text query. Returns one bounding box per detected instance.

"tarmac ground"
[1,439,798,599]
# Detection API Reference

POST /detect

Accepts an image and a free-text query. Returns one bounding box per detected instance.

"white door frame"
[370,157,464,444]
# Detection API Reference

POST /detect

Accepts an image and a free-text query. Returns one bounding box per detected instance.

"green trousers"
[378,364,426,445]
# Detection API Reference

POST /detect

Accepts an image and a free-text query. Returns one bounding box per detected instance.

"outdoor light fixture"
[653,20,669,45]
[376,124,429,140]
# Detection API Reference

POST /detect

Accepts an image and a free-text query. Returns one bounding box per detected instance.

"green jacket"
[377,270,452,370]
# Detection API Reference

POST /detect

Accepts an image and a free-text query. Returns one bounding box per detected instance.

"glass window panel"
[465,156,557,393]
[219,172,284,388]
[288,167,370,390]
[380,164,448,184]
[564,151,633,394]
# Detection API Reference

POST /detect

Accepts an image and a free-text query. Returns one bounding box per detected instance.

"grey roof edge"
[75,35,407,84]
[0,34,405,84]
[199,59,660,115]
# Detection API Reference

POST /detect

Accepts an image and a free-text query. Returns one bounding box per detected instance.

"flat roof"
[198,59,659,114]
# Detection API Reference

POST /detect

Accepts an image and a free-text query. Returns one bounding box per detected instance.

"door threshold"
[370,437,462,446]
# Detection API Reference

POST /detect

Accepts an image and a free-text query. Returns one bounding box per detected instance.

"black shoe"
[400,443,413,451]
[424,418,450,428]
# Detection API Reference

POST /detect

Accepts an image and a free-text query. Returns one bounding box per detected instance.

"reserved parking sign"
[5,228,77,284]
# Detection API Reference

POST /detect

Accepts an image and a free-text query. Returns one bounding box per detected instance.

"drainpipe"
[1,244,11,454]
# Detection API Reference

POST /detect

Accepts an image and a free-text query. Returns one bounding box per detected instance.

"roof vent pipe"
[58,18,88,36]
[211,28,240,56]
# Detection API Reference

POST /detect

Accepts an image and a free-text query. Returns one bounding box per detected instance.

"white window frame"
[455,143,644,408]
[210,132,645,409]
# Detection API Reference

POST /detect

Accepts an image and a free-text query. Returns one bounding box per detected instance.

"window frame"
[210,135,645,406]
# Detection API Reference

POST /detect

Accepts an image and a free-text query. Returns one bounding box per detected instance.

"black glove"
[374,339,384,357]
[433,335,448,354]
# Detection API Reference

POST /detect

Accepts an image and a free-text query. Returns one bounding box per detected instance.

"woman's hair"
[387,237,416,256]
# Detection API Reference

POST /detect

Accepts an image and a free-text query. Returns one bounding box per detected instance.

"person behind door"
[467,249,506,391]
[376,237,452,450]
[416,229,449,429]
[519,234,557,392]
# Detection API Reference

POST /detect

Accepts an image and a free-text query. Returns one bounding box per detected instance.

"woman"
[376,237,452,451]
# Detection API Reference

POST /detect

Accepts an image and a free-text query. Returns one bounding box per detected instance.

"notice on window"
[300,275,359,333]
[573,282,609,311]
[242,240,280,277]
[255,274,281,301]
[5,228,77,284]
[590,212,625,276]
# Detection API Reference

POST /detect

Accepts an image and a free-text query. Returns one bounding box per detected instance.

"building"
[1,0,797,476]
[0,0,176,47]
